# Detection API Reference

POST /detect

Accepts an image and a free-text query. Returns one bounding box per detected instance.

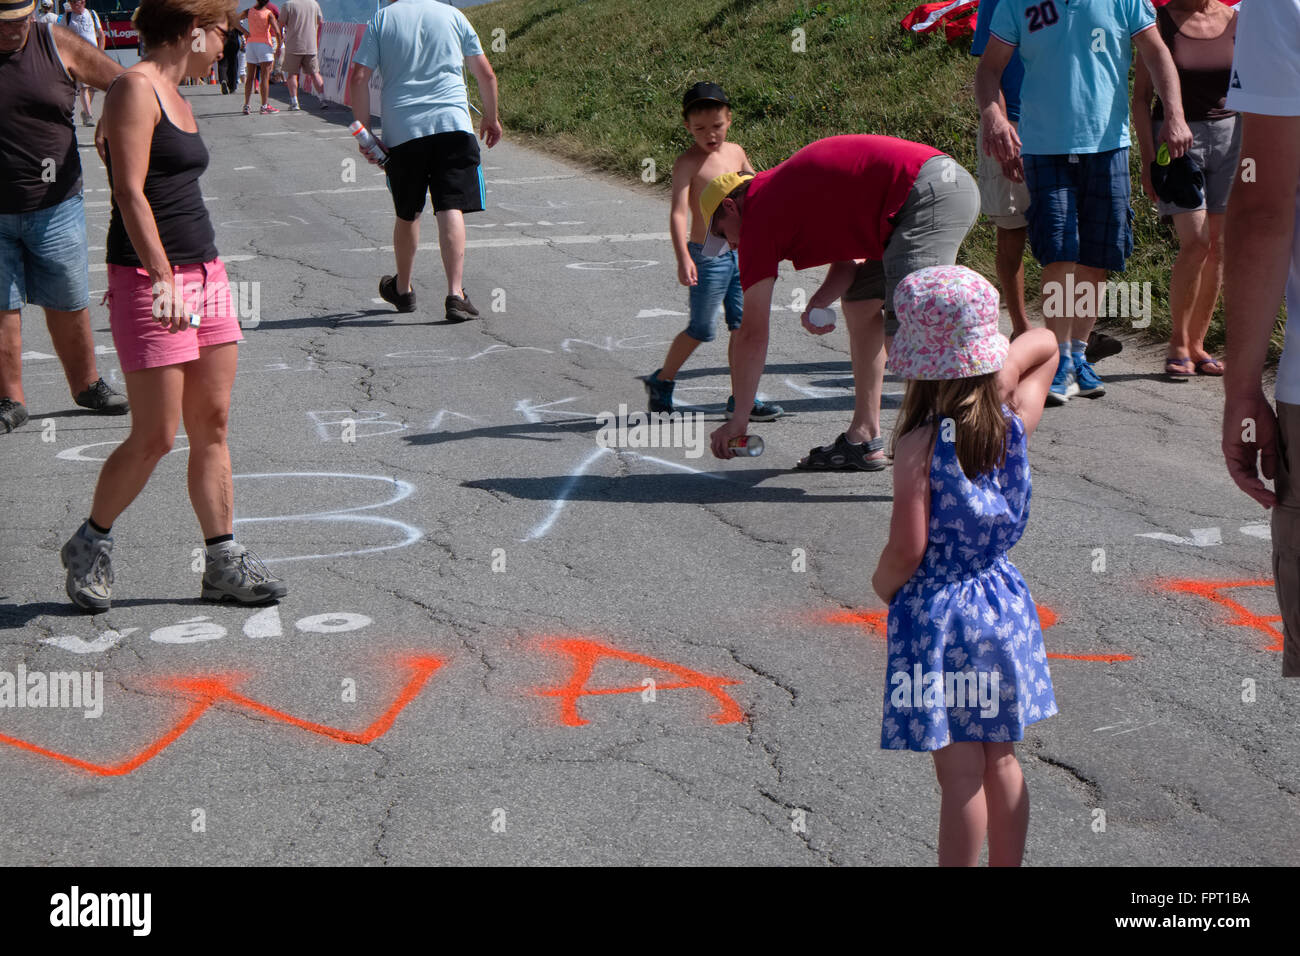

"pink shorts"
[105,258,243,373]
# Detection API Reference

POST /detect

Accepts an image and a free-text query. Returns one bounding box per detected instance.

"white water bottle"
[349,121,388,166]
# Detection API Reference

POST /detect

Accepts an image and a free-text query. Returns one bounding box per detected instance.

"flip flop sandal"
[1165,357,1194,378]
[796,433,887,471]
[1195,357,1225,376]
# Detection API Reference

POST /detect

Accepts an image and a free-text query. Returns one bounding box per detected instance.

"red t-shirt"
[737,135,944,291]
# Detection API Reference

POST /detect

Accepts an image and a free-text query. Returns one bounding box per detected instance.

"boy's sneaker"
[202,543,287,605]
[60,523,113,612]
[1047,353,1079,406]
[642,369,675,413]
[1072,352,1106,398]
[74,378,129,415]
[726,395,786,422]
[378,275,416,313]
[445,290,479,323]
[0,397,29,433]
[260,104,279,114]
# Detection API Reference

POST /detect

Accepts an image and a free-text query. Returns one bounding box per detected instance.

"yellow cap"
[699,171,754,226]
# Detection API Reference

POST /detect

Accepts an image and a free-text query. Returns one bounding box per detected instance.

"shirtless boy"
[642,82,783,420]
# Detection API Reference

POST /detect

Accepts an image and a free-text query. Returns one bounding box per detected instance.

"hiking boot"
[75,378,129,415]
[0,397,29,433]
[642,368,675,413]
[445,290,479,323]
[1086,330,1123,363]
[379,275,416,313]
[60,522,113,612]
[201,542,287,605]
[726,395,786,422]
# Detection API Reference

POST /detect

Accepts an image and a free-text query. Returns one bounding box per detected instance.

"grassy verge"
[465,0,1285,356]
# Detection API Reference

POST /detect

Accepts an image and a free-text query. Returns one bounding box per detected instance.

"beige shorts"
[282,52,320,76]
[1274,400,1300,677]
[976,122,1031,230]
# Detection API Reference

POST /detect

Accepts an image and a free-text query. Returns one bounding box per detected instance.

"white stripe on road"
[343,232,669,253]
[489,175,577,185]
[291,185,389,197]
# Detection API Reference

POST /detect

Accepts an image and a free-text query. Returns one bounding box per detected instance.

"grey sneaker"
[201,543,287,605]
[61,524,113,612]
[75,378,129,415]
[0,397,29,433]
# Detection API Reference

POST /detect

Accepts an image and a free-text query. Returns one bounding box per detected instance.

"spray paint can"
[349,121,389,166]
[728,435,764,457]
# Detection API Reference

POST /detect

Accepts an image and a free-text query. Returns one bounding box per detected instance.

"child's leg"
[982,741,1029,866]
[660,330,703,381]
[931,741,987,866]
[661,246,724,380]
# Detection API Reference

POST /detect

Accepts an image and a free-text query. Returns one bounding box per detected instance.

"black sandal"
[796,433,887,471]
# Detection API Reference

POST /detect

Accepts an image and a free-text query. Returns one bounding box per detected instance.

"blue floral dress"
[880,409,1057,752]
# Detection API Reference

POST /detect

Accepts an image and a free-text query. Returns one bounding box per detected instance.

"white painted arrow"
[42,627,137,654]
[1136,527,1223,547]
[636,308,687,318]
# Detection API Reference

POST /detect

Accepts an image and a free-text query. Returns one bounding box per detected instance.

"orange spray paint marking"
[0,655,445,777]
[822,605,1134,663]
[536,637,744,727]
[1164,579,1282,652]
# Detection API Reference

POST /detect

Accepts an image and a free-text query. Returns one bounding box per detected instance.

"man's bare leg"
[843,297,886,461]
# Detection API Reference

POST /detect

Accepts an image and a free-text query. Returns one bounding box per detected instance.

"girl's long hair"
[891,374,1010,480]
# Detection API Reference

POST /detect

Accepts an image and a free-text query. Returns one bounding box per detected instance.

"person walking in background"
[349,0,501,323]
[239,0,281,115]
[978,0,1192,406]
[872,266,1060,865]
[278,0,323,111]
[220,17,244,93]
[1220,0,1300,677]
[1133,0,1238,379]
[34,0,55,24]
[62,0,286,611]
[641,83,784,423]
[61,0,106,126]
[0,1,129,435]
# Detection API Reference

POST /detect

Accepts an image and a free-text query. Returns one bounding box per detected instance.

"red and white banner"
[901,1,979,34]
[318,21,381,116]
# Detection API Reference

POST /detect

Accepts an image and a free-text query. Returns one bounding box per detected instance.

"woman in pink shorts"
[60,0,286,612]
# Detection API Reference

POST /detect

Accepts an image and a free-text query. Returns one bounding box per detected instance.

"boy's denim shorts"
[0,193,90,312]
[684,241,743,342]
[1023,148,1134,271]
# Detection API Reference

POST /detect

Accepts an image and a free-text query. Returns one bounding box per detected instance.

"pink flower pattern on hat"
[887,265,1009,381]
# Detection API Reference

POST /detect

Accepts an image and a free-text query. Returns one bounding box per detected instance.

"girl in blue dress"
[871,266,1060,866]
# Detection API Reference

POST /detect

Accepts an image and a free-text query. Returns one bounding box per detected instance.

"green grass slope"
[465,0,1284,354]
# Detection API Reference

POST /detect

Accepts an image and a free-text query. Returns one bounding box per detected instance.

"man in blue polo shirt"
[349,0,502,323]
[977,0,1191,404]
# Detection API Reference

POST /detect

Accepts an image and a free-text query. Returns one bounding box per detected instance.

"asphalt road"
[0,83,1295,865]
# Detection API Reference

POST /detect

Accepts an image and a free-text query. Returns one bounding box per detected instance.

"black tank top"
[105,84,219,267]
[1152,5,1237,124]
[0,22,81,215]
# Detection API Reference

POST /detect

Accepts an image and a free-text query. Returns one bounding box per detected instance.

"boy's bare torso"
[683,142,749,244]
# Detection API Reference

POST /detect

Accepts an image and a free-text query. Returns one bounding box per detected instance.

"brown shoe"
[445,289,479,323]
[379,275,416,313]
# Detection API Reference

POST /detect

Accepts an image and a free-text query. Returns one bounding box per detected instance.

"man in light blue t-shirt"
[350,0,502,323]
[977,0,1191,405]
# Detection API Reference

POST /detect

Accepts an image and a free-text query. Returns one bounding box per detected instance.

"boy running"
[643,82,784,420]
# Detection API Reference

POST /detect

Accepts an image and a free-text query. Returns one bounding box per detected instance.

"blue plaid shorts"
[1023,148,1134,272]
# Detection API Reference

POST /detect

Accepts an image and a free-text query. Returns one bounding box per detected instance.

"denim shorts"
[0,193,90,312]
[1023,148,1134,271]
[684,242,743,342]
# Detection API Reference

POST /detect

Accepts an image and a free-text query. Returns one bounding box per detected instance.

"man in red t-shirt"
[704,135,980,464]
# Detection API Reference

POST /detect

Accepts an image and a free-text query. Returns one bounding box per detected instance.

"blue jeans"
[684,242,743,342]
[0,193,91,312]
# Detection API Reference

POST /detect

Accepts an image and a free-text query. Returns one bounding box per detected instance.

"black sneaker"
[0,397,29,433]
[642,368,675,413]
[726,395,786,422]
[379,275,416,313]
[74,378,129,415]
[445,290,479,323]
[1086,330,1123,363]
